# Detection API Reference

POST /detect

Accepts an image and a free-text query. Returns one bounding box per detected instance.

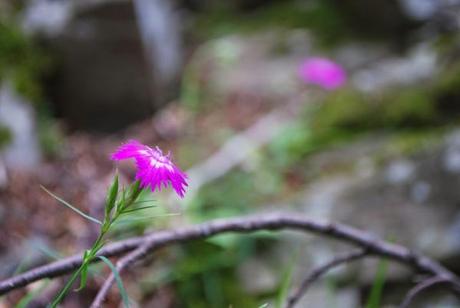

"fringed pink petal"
[114,141,188,198]
[111,140,146,161]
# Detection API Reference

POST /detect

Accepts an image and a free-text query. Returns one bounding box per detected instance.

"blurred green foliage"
[188,166,283,222]
[37,105,63,158]
[192,0,351,47]
[172,239,263,307]
[0,18,60,155]
[168,165,285,306]
[188,170,257,221]
[312,87,438,131]
[0,124,12,149]
[0,20,50,102]
[137,234,279,307]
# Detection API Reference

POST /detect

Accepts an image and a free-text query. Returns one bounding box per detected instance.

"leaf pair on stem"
[44,175,146,307]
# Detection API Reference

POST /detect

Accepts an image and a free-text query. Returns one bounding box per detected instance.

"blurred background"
[1,0,460,307]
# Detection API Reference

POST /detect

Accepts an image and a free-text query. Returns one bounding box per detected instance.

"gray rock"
[400,0,460,21]
[0,159,7,188]
[22,0,74,36]
[25,0,183,131]
[295,129,460,268]
[0,82,41,169]
[350,43,438,93]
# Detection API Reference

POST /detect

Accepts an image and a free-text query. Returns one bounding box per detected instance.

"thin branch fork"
[399,276,456,308]
[0,213,459,305]
[286,249,370,308]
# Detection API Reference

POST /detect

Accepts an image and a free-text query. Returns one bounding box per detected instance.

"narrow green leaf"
[365,258,388,308]
[277,249,300,308]
[76,251,90,291]
[258,303,269,308]
[121,187,127,203]
[16,279,51,308]
[41,186,102,225]
[121,205,157,215]
[76,264,89,291]
[131,199,156,205]
[92,240,105,254]
[98,256,130,308]
[116,212,181,224]
[105,174,119,217]
[128,181,142,203]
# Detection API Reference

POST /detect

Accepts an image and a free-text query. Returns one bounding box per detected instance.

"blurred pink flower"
[112,140,188,198]
[298,57,346,90]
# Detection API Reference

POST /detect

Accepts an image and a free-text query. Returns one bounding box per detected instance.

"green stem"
[49,266,84,308]
[50,181,142,306]
[50,230,107,306]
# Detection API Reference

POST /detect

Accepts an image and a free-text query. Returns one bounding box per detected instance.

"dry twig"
[0,213,458,306]
[399,276,455,308]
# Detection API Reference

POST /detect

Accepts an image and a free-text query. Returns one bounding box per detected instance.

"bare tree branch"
[399,276,455,308]
[286,249,369,308]
[0,236,143,295]
[0,212,459,306]
[90,246,149,308]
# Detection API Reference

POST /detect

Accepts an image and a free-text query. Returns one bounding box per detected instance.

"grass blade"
[365,258,388,308]
[13,255,31,275]
[41,185,102,225]
[276,249,300,308]
[98,256,130,308]
[105,174,119,217]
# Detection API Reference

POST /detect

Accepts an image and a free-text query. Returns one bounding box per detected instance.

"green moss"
[269,74,459,168]
[0,125,12,149]
[385,129,446,156]
[192,0,351,47]
[311,85,442,132]
[312,89,374,130]
[434,62,460,96]
[382,88,436,126]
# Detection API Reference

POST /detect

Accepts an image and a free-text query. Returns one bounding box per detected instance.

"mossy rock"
[311,89,376,131]
[311,81,455,133]
[381,88,437,126]
[191,0,352,47]
[432,62,460,117]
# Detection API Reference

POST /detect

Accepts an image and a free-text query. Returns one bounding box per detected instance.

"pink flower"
[298,57,346,90]
[112,140,188,198]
